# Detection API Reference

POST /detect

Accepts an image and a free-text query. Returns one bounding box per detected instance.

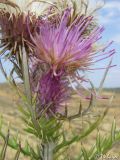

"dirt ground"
[0,84,120,159]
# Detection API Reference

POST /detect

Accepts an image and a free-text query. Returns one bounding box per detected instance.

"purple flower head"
[0,9,36,56]
[30,8,114,76]
[35,69,70,118]
[29,8,115,117]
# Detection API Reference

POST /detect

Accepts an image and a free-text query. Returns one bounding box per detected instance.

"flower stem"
[43,142,55,160]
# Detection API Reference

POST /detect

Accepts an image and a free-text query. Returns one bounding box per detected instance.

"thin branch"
[0,59,8,79]
[65,104,68,117]
[67,94,93,121]
[98,59,113,94]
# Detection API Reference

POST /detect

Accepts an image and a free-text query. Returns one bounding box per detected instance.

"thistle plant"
[0,0,120,160]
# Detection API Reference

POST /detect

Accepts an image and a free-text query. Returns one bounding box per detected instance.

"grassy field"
[0,83,120,159]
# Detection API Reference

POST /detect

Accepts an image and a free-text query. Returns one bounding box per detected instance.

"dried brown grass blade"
[0,0,20,10]
[27,0,59,10]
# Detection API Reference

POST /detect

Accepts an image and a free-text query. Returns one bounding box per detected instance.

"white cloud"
[98,11,117,25]
[98,1,120,25]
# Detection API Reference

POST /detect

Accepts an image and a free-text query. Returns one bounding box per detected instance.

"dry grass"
[0,83,120,159]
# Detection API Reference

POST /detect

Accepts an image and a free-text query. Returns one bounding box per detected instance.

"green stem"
[43,142,55,160]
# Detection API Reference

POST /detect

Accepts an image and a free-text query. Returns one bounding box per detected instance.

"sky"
[88,0,120,88]
[0,0,120,88]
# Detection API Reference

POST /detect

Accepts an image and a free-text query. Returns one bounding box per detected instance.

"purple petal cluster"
[29,8,115,116]
[31,9,114,75]
[36,69,69,117]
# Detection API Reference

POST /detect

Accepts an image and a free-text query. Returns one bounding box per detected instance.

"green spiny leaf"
[23,140,31,154]
[24,127,38,137]
[81,146,89,160]
[0,129,9,160]
[96,131,101,153]
[29,146,40,160]
[55,110,107,152]
[111,118,116,142]
[17,104,30,118]
[22,45,32,104]
[13,143,21,160]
